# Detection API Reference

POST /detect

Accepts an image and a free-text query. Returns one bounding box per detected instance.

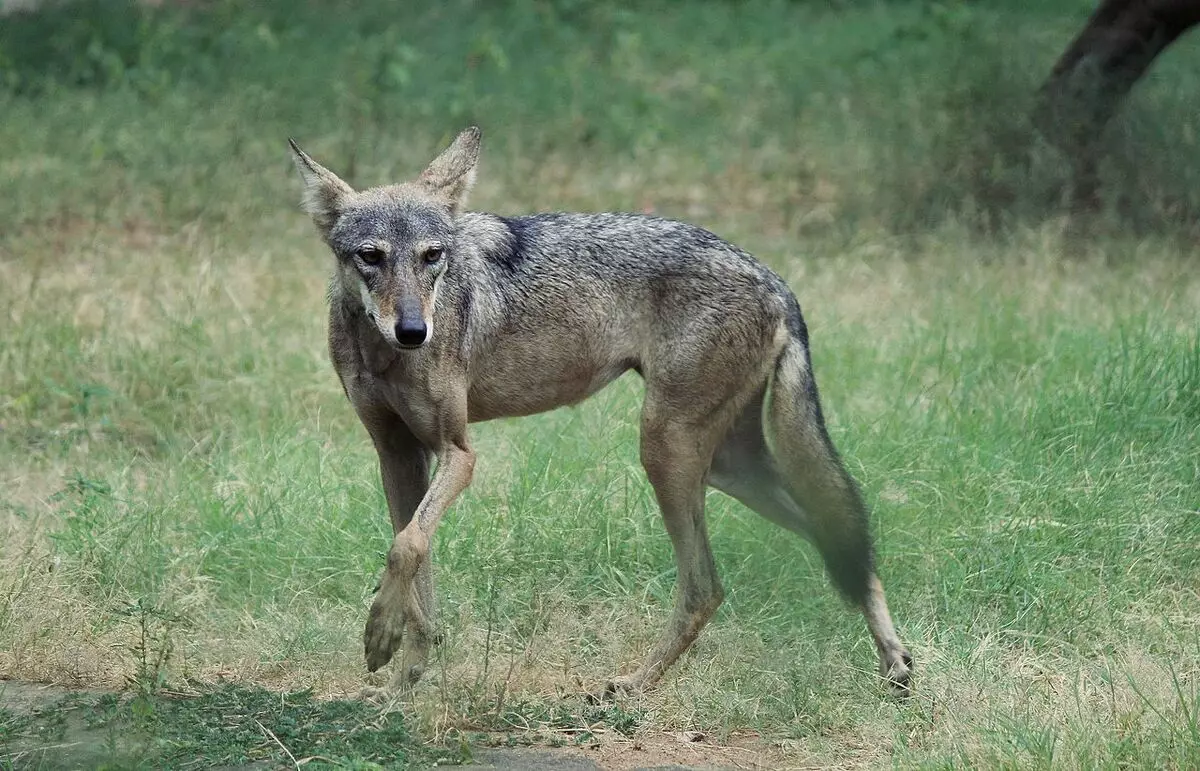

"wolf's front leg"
[363,440,475,695]
[356,413,429,699]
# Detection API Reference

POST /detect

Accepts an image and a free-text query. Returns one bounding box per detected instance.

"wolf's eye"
[356,247,384,265]
[422,246,445,265]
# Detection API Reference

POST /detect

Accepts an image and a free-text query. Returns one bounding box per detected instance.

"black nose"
[395,318,428,348]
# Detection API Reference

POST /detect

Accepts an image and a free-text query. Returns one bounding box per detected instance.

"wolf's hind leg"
[605,404,727,696]
[728,344,912,695]
[602,338,781,698]
[708,390,813,534]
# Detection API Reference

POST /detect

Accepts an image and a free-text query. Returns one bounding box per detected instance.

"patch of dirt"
[441,740,772,771]
[1,681,90,716]
[470,729,781,770]
[0,681,135,770]
[573,730,780,770]
[469,747,604,770]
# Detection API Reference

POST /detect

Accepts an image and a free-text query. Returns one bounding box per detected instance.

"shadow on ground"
[0,681,746,770]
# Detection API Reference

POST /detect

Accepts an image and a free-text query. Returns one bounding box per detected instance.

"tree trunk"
[1033,0,1200,212]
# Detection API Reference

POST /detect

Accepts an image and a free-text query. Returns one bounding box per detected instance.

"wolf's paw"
[364,599,405,672]
[358,684,395,704]
[883,648,914,698]
[398,644,429,688]
[358,661,424,704]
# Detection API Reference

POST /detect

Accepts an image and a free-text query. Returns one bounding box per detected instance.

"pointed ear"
[288,138,354,233]
[417,127,481,215]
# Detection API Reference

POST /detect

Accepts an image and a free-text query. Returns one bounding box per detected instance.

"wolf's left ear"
[418,127,481,215]
[288,139,354,233]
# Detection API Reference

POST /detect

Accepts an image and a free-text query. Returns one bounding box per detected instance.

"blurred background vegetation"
[1,0,1198,240]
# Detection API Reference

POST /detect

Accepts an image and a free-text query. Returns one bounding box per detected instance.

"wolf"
[288,127,913,699]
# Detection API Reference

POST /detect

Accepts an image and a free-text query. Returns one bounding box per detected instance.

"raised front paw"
[882,648,915,698]
[364,595,405,672]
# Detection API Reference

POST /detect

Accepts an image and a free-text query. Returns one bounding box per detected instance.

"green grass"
[2,0,1200,768]
[0,683,449,769]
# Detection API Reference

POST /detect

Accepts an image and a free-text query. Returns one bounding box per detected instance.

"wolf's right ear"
[288,139,354,233]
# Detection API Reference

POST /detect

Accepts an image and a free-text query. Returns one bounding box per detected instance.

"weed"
[116,597,183,701]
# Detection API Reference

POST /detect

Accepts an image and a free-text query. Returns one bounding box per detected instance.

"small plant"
[115,597,183,702]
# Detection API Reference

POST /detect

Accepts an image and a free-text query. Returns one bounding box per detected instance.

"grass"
[1,0,1199,768]
[0,683,448,769]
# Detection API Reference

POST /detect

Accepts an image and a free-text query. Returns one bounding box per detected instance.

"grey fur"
[289,128,912,699]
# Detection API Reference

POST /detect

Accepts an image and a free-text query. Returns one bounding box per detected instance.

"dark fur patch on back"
[492,216,533,272]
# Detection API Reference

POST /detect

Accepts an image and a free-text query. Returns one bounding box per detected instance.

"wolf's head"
[289,127,480,349]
